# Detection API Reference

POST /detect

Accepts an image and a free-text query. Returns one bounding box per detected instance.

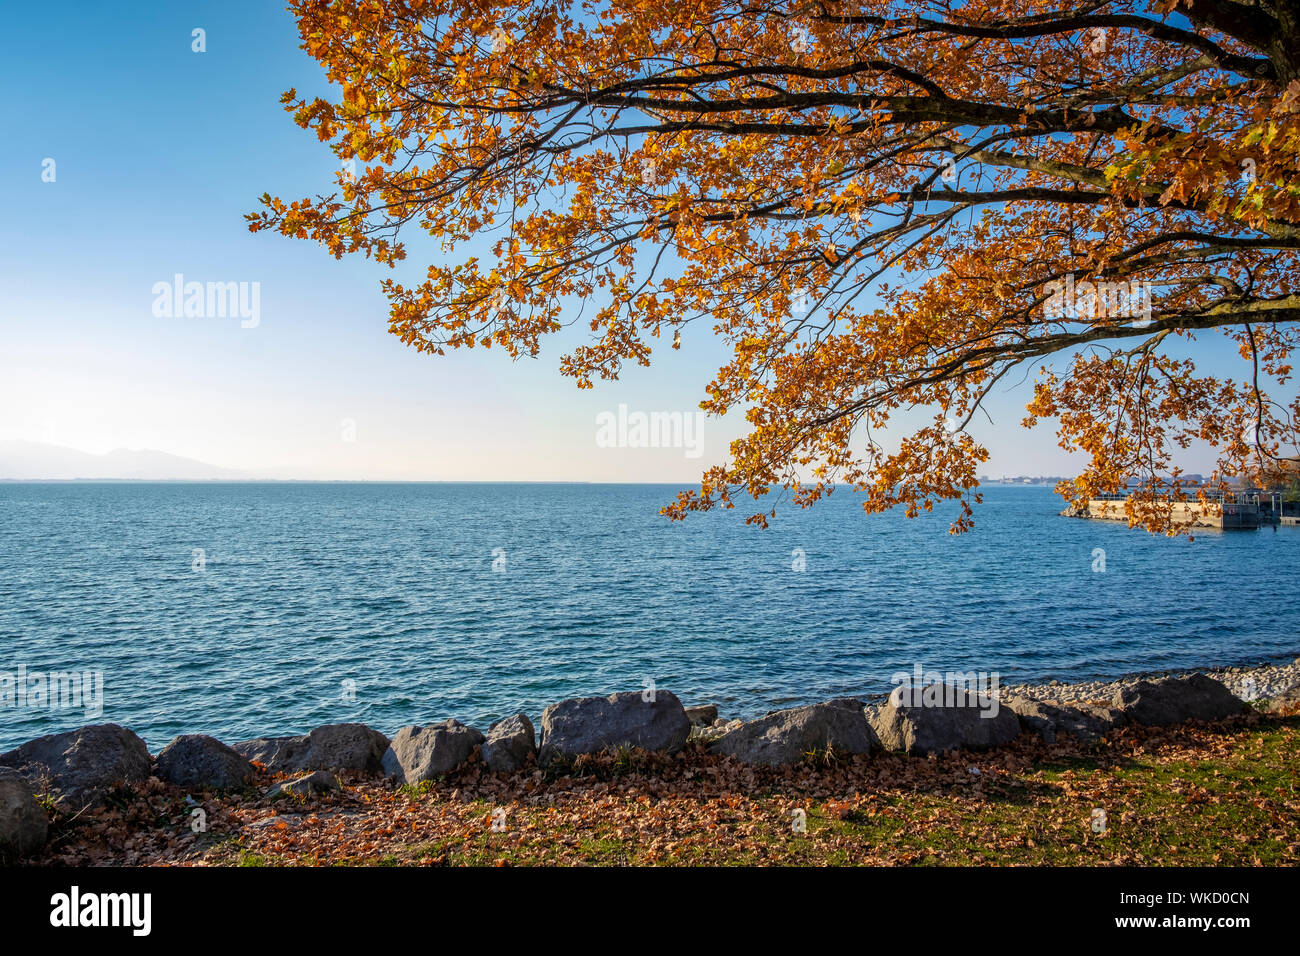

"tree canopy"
[249,0,1300,533]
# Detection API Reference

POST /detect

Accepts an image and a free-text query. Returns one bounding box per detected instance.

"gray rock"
[1006,699,1060,744]
[233,722,389,774]
[1006,699,1125,744]
[1113,673,1249,726]
[232,734,308,770]
[480,714,536,773]
[0,768,48,858]
[1264,684,1300,714]
[1078,704,1127,732]
[871,687,1021,755]
[709,698,877,766]
[0,724,151,808]
[268,770,339,798]
[154,734,254,789]
[301,722,390,771]
[685,705,718,726]
[537,690,691,764]
[381,720,485,784]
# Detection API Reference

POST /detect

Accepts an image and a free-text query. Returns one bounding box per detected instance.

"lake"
[1,481,1296,750]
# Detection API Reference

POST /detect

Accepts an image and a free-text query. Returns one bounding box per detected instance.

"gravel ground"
[691,656,1300,734]
[1000,655,1300,707]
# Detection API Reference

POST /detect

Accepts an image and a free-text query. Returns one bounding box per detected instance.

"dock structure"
[1063,491,1272,529]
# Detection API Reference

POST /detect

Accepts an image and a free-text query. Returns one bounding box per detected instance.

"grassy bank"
[26,713,1300,867]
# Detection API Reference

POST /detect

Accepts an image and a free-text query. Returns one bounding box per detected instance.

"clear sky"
[0,1,1251,481]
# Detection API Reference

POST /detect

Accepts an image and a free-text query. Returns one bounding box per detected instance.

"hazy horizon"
[0,438,1204,484]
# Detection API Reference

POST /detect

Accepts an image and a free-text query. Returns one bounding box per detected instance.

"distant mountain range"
[0,441,251,481]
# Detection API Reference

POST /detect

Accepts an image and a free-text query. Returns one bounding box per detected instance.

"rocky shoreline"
[2,656,1298,861]
[1002,656,1300,707]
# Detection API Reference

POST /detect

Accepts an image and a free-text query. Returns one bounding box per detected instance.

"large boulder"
[233,723,389,774]
[381,720,485,784]
[1006,699,1125,744]
[871,686,1021,756]
[154,735,254,789]
[480,714,536,773]
[0,768,48,858]
[232,735,307,770]
[300,722,390,771]
[537,690,691,764]
[1113,674,1249,726]
[709,699,877,766]
[0,724,151,808]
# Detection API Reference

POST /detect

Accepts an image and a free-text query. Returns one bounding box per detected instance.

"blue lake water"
[1,481,1297,751]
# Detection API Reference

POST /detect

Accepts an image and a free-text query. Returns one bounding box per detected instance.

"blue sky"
[0,1,1250,480]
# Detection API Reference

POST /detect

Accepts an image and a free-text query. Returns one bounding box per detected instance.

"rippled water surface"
[1,481,1296,750]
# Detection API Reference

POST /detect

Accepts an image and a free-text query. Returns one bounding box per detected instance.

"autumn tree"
[249,0,1300,533]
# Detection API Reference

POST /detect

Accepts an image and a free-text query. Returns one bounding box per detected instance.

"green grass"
[99,717,1300,867]
[776,724,1298,866]
[396,722,1298,866]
